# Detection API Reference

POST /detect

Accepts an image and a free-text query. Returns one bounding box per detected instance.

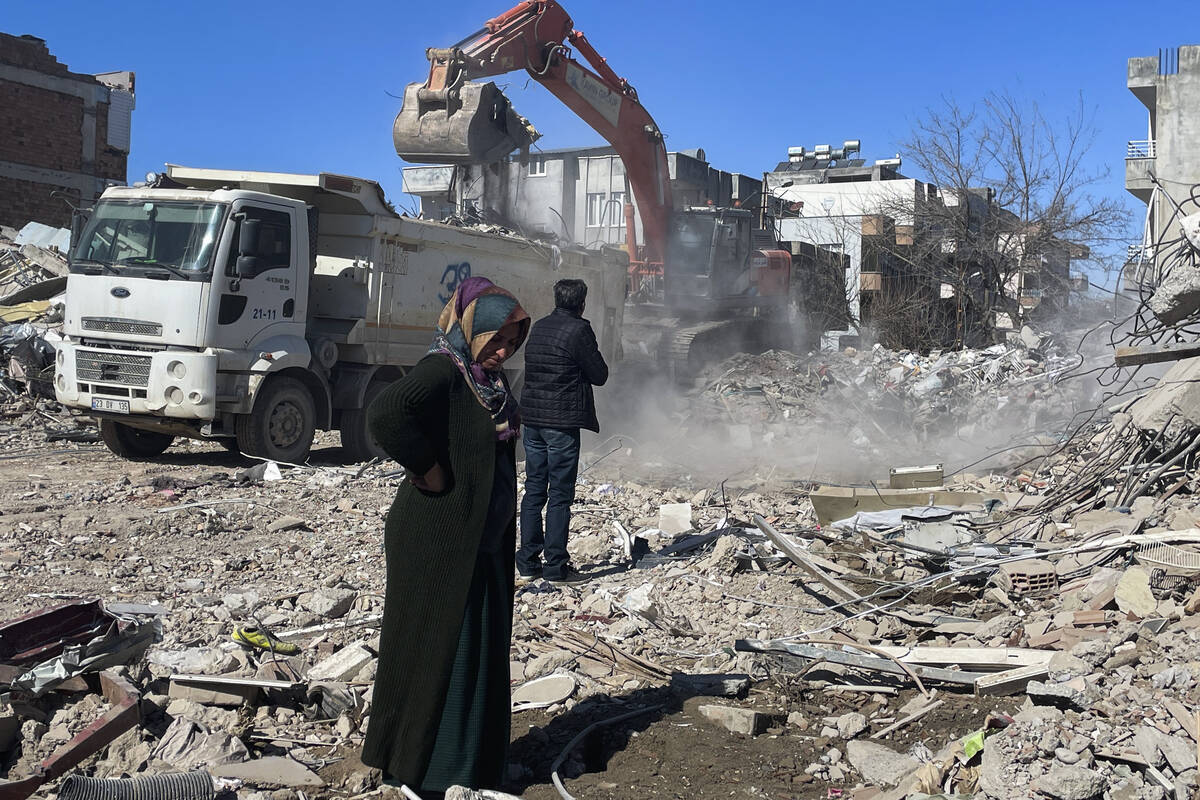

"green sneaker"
[232,625,299,655]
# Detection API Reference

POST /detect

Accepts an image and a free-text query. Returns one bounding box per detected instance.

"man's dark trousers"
[517,425,581,579]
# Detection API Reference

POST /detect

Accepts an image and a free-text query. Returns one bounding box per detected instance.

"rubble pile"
[1,223,68,399]
[0,387,1199,800]
[689,334,1084,473]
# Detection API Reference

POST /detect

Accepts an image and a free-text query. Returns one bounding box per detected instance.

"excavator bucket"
[392,80,540,165]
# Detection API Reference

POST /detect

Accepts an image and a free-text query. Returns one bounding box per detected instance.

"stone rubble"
[4,325,1200,798]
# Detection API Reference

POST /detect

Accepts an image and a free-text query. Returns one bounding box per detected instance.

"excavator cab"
[392,50,540,164]
[666,207,788,314]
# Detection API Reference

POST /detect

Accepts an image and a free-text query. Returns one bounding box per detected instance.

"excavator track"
[661,319,781,384]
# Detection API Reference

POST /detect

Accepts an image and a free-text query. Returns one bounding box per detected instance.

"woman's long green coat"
[360,354,516,783]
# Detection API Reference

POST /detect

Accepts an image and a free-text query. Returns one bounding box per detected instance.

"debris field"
[4,315,1200,800]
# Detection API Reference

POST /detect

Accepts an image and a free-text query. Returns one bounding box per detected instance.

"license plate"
[91,397,130,414]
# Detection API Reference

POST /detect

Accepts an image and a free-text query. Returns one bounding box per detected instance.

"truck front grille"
[81,317,163,337]
[77,350,151,387]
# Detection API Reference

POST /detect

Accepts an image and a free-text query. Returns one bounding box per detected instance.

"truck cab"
[57,179,320,459]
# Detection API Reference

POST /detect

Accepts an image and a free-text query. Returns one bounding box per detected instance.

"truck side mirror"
[236,218,262,278]
[238,219,261,257]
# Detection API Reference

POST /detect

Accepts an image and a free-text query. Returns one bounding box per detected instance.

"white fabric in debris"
[831,505,967,531]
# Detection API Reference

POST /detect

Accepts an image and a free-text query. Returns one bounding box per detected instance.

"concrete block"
[845,740,919,787]
[698,704,775,735]
[299,588,356,619]
[1115,567,1158,619]
[658,503,692,535]
[1149,264,1200,326]
[1129,356,1200,437]
[308,642,373,682]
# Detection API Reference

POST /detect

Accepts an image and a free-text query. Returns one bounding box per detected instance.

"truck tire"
[236,376,316,463]
[339,381,389,463]
[99,419,174,459]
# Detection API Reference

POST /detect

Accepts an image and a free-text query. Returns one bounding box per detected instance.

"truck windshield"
[71,200,225,277]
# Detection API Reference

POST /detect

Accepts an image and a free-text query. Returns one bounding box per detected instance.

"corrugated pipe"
[58,771,215,800]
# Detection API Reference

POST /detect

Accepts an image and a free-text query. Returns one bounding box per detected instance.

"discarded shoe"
[232,625,299,655]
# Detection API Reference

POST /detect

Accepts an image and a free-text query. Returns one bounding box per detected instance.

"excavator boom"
[392,0,673,267]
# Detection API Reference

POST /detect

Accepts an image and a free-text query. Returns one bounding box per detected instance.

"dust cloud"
[586,302,1140,491]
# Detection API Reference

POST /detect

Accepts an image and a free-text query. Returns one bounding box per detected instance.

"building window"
[610,192,626,228]
[527,155,546,176]
[586,193,606,227]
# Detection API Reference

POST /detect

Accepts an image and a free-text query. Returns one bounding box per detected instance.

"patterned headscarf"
[428,276,530,440]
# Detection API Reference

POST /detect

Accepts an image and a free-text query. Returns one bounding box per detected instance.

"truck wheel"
[236,376,315,463]
[99,419,174,459]
[339,381,389,463]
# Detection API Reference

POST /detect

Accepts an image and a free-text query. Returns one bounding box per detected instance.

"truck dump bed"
[164,165,626,372]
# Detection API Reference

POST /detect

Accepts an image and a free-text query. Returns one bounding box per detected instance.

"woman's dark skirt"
[417,546,512,793]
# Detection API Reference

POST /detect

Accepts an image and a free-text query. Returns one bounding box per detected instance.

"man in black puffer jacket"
[517,279,608,584]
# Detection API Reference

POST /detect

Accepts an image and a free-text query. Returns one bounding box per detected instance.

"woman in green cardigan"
[362,276,530,796]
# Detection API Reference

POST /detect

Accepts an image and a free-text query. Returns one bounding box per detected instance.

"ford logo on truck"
[111,287,130,298]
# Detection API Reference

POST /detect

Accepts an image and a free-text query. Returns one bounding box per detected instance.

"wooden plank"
[1164,699,1198,741]
[1114,342,1200,367]
[753,516,866,607]
[870,645,1052,670]
[975,664,1049,696]
[870,699,944,739]
[736,639,987,686]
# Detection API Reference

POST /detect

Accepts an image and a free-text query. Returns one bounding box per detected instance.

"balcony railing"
[1127,139,1156,159]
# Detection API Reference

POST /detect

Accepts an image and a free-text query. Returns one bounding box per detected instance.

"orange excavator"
[393,0,793,376]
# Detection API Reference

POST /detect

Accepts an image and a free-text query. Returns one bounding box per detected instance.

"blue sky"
[8,0,1199,268]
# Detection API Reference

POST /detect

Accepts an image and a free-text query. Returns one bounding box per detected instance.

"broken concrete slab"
[835,711,868,739]
[1027,679,1091,711]
[298,587,356,619]
[307,642,373,682]
[657,503,693,535]
[697,704,776,736]
[1029,765,1106,800]
[845,739,919,787]
[1128,356,1200,438]
[1148,264,1200,326]
[1114,567,1157,619]
[210,756,324,787]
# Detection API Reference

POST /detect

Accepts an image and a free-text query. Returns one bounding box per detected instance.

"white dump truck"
[54,165,626,462]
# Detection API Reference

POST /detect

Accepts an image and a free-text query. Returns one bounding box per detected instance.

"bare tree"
[866,92,1128,348]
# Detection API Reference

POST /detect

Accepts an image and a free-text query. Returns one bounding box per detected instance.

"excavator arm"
[393,0,673,269]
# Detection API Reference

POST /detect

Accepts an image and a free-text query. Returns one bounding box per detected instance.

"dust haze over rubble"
[597,314,1127,488]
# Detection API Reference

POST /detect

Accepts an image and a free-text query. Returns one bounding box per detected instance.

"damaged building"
[1124,44,1200,292]
[402,145,761,252]
[764,142,1083,350]
[0,33,134,229]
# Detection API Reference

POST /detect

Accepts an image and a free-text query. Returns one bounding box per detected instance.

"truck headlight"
[188,390,206,405]
[168,360,187,379]
[166,386,184,405]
